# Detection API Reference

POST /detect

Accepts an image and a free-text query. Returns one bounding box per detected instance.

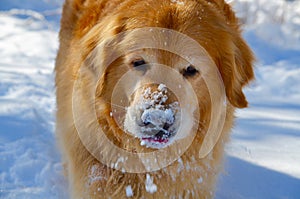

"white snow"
[170,0,184,6]
[157,83,167,92]
[145,174,157,194]
[0,0,299,198]
[197,177,203,184]
[233,0,300,50]
[216,1,300,198]
[0,1,67,198]
[141,109,174,129]
[140,140,147,146]
[89,165,104,184]
[125,185,133,197]
[139,84,178,129]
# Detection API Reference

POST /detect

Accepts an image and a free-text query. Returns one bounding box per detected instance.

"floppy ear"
[222,38,255,108]
[207,0,255,108]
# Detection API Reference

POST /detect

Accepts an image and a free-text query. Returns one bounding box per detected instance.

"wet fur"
[55,0,254,198]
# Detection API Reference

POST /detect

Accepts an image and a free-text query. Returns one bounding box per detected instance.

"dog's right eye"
[131,59,146,67]
[183,65,198,77]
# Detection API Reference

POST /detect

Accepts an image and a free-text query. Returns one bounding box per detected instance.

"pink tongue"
[142,137,168,143]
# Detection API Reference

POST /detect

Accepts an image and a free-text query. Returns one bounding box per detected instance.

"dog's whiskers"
[110,103,127,111]
[92,100,128,111]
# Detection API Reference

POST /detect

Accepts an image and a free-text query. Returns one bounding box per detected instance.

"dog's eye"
[131,59,146,67]
[183,65,198,77]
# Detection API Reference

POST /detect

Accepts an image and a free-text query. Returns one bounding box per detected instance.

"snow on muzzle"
[124,83,181,149]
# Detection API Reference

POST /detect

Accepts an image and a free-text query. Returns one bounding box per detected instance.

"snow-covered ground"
[217,1,300,198]
[0,1,66,198]
[0,0,299,198]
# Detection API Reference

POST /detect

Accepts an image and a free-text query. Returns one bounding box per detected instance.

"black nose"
[143,121,170,129]
[162,123,170,130]
[143,121,151,126]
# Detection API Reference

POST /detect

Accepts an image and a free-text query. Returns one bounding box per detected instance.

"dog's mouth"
[140,132,173,148]
[140,123,175,147]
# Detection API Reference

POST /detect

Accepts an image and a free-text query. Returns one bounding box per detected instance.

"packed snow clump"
[137,84,179,148]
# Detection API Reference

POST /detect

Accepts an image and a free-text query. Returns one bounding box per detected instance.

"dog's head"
[75,0,254,151]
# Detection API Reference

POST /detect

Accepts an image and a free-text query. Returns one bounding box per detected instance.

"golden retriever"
[55,0,254,198]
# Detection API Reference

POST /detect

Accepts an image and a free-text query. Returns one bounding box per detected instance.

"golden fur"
[55,0,254,198]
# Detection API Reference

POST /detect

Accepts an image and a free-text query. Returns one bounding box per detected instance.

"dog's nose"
[143,118,171,129]
[137,83,179,136]
[143,121,151,126]
[141,109,174,135]
[142,109,174,127]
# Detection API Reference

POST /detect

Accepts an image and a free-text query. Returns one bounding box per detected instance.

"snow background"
[0,0,299,198]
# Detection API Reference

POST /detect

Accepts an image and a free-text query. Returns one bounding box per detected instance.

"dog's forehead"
[79,0,231,66]
[123,1,210,30]
[118,1,229,52]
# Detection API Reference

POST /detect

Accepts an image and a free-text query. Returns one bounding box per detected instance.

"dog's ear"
[207,0,255,108]
[221,38,255,108]
[206,0,237,23]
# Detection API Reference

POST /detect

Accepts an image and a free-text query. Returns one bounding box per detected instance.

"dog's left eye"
[183,65,198,77]
[131,59,146,67]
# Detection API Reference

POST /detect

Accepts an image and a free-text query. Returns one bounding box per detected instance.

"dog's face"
[122,49,202,148]
[78,0,254,151]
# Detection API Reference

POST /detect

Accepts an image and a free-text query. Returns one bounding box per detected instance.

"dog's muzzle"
[124,83,180,148]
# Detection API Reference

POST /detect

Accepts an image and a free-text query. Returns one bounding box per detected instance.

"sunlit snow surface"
[0,4,67,199]
[0,0,300,198]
